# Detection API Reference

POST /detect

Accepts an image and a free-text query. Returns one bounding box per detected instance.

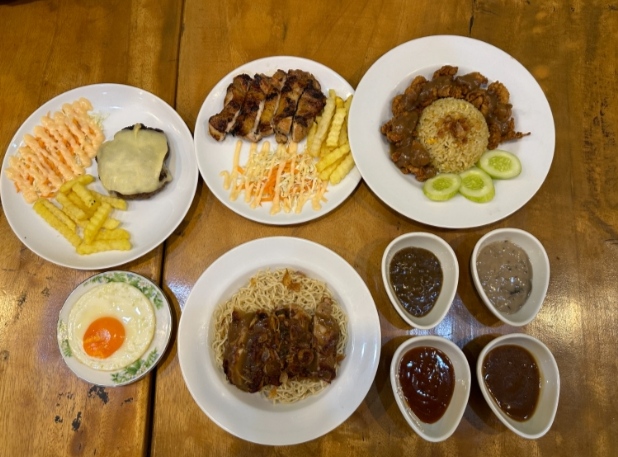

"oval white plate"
[1,83,198,269]
[348,35,555,228]
[194,56,361,225]
[57,271,172,386]
[178,236,381,445]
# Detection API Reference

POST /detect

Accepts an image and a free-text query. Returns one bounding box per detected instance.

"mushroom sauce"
[476,240,532,314]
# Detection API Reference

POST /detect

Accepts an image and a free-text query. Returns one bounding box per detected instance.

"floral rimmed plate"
[57,271,172,386]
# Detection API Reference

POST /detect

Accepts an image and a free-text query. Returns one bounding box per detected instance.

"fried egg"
[67,282,156,371]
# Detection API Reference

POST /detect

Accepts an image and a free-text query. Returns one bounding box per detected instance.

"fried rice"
[417,98,489,173]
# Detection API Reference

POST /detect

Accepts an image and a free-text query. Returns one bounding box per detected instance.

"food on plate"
[398,346,455,423]
[458,167,495,203]
[389,247,443,317]
[4,97,104,203]
[220,141,328,214]
[208,69,326,144]
[212,269,347,403]
[97,123,172,199]
[422,173,462,201]
[218,87,356,214]
[478,149,522,179]
[417,98,489,174]
[33,174,131,255]
[66,282,155,371]
[311,91,355,184]
[482,345,540,421]
[476,240,533,314]
[381,65,528,182]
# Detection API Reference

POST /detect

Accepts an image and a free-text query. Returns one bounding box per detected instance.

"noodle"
[212,268,348,403]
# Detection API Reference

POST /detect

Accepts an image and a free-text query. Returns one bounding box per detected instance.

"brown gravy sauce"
[398,346,455,424]
[389,247,443,317]
[476,240,532,314]
[482,345,540,421]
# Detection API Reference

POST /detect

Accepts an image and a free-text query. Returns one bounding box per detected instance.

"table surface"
[1,1,617,455]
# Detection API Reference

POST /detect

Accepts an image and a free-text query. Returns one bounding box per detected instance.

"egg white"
[67,282,156,371]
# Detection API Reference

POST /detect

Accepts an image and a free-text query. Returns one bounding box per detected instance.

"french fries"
[306,92,355,185]
[33,174,132,255]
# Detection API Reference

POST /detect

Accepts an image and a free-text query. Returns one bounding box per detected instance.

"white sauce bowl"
[382,232,459,329]
[471,228,550,326]
[477,333,560,439]
[390,335,471,442]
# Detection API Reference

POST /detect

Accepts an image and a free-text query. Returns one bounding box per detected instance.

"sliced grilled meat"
[272,69,310,143]
[208,74,252,141]
[222,310,255,390]
[275,305,315,379]
[233,74,267,141]
[257,70,287,138]
[290,82,326,143]
[311,297,340,383]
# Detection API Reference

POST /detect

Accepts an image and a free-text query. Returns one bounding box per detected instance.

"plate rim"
[193,55,361,226]
[177,236,381,445]
[1,82,198,269]
[348,34,556,229]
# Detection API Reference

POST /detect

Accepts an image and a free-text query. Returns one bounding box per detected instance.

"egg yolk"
[83,317,126,359]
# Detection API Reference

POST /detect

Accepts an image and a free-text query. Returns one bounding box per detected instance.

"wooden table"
[1,1,616,455]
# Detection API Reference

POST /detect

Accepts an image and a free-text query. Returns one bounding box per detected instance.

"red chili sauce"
[482,345,540,421]
[398,346,455,424]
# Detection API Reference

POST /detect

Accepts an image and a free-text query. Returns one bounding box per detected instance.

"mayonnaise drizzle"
[5,97,104,203]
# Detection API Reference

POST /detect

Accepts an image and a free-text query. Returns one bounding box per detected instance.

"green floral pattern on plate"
[57,270,171,386]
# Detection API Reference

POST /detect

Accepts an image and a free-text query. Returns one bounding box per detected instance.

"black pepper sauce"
[398,346,455,424]
[389,247,443,317]
[482,345,541,421]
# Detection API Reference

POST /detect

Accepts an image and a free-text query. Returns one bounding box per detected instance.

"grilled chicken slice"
[223,310,282,393]
[276,305,315,379]
[222,310,255,390]
[256,70,287,138]
[208,74,252,141]
[272,70,310,143]
[290,83,326,143]
[232,74,267,141]
[311,297,340,383]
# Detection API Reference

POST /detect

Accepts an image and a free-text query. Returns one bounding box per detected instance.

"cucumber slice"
[459,167,495,203]
[478,149,522,179]
[423,173,462,201]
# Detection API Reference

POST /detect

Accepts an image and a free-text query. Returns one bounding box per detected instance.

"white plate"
[348,35,555,229]
[57,271,172,386]
[178,237,381,445]
[1,83,197,269]
[194,56,361,225]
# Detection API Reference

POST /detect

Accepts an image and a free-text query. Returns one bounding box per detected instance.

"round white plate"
[1,83,198,269]
[178,236,381,445]
[57,271,172,386]
[348,35,555,229]
[194,56,361,225]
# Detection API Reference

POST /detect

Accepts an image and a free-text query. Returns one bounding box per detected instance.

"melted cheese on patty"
[97,124,172,196]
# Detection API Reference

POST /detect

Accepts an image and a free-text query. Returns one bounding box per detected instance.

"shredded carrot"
[222,140,328,213]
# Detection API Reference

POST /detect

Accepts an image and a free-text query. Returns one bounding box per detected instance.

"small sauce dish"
[477,333,560,439]
[390,335,471,442]
[382,232,459,329]
[471,228,550,326]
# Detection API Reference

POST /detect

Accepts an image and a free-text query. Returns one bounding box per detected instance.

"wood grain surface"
[1,0,617,456]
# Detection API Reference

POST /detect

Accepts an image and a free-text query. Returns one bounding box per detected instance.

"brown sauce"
[476,240,532,314]
[482,345,540,421]
[398,346,455,424]
[389,247,443,317]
